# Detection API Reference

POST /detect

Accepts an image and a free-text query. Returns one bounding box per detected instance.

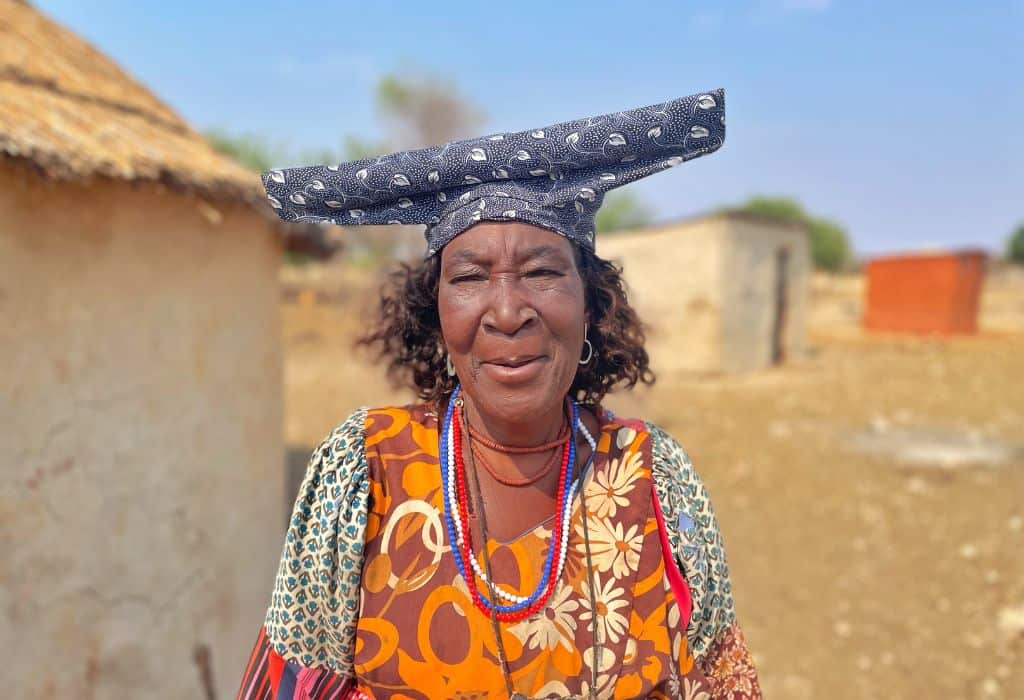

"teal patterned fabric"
[264,408,369,678]
[263,408,738,675]
[646,421,737,658]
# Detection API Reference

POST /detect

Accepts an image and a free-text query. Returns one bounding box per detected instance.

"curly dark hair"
[357,245,654,407]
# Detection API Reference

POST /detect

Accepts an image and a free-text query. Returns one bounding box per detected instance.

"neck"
[460,394,567,448]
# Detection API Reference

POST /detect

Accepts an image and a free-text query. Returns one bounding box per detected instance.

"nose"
[481,276,537,336]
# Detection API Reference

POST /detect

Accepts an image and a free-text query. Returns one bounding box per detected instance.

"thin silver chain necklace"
[460,405,602,700]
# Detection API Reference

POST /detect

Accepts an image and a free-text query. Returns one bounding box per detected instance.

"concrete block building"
[599,211,811,374]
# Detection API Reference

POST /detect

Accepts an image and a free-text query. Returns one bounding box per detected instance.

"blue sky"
[35,0,1023,256]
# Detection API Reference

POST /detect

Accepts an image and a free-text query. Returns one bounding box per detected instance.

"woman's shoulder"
[315,403,436,445]
[313,404,441,462]
[299,408,371,490]
[363,402,440,443]
[314,406,369,456]
[595,409,693,461]
[611,416,707,525]
[365,402,439,423]
[642,420,694,466]
[639,420,703,495]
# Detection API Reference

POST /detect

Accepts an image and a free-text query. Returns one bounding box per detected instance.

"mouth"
[485,355,543,368]
[480,355,547,383]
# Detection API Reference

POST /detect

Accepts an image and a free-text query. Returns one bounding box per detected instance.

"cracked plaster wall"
[0,168,284,699]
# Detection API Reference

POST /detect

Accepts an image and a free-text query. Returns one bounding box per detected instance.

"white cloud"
[689,11,722,32]
[746,0,833,23]
[780,0,833,11]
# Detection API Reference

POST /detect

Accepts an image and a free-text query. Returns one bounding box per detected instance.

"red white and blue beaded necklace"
[439,384,596,622]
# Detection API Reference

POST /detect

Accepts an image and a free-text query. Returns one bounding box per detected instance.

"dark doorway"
[284,445,314,529]
[772,247,790,364]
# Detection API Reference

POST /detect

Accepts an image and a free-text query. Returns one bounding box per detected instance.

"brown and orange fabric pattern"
[238,405,760,699]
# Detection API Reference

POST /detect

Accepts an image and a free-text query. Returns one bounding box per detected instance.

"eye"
[450,273,486,284]
[524,268,563,278]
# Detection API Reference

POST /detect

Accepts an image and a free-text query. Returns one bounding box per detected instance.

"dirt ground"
[280,261,1024,699]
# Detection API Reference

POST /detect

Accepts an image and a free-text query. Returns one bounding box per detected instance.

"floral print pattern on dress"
[351,407,711,698]
[702,622,763,699]
[253,408,760,698]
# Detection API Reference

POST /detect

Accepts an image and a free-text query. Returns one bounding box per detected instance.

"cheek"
[556,276,587,326]
[437,291,480,351]
[544,286,587,357]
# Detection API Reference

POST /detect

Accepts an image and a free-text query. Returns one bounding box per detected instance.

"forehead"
[440,222,577,265]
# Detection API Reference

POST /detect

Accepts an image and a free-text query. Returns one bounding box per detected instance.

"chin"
[469,378,566,425]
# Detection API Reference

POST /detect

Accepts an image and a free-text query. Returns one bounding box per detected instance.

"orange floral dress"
[352,405,710,698]
[237,404,761,699]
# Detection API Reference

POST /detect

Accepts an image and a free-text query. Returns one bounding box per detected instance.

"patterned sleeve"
[238,408,371,699]
[647,422,762,699]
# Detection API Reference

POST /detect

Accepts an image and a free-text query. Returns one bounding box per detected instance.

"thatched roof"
[0,0,263,205]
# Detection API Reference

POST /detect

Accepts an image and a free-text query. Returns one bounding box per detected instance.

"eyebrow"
[518,245,568,263]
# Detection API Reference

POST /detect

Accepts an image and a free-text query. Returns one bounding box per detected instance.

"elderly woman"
[239,89,760,699]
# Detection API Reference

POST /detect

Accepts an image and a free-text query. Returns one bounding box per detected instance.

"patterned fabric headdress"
[261,88,725,256]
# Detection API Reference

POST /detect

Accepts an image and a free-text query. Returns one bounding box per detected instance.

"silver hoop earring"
[579,339,594,365]
[446,354,457,377]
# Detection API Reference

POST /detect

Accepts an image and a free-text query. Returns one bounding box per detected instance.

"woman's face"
[438,221,587,426]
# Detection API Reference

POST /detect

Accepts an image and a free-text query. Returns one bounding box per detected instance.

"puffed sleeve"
[237,408,370,699]
[647,422,762,699]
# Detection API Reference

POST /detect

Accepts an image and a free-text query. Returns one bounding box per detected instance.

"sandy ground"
[280,262,1024,699]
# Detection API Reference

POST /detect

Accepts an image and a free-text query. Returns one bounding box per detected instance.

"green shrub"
[724,196,852,271]
[595,190,653,234]
[1007,223,1024,264]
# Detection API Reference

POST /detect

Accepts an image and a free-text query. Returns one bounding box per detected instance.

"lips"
[479,354,547,384]
[485,355,543,368]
